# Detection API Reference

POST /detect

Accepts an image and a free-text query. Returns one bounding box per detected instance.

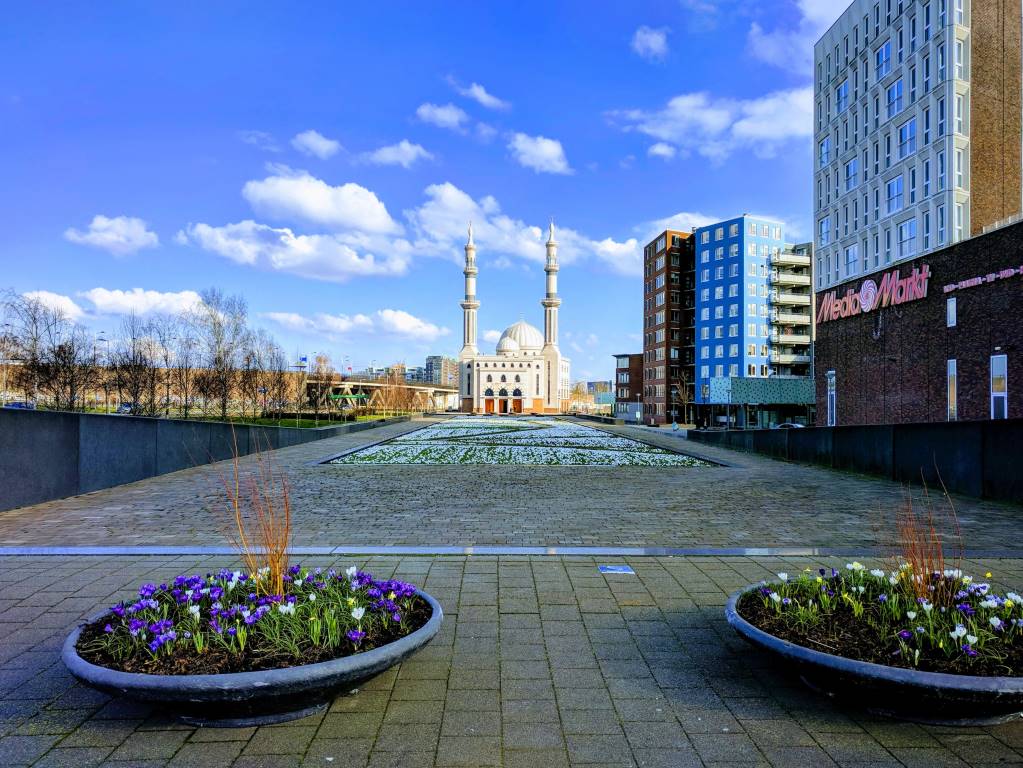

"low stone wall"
[0,410,412,512]
[687,420,1023,504]
[571,414,625,426]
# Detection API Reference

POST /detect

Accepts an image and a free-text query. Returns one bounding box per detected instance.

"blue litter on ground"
[598,565,635,574]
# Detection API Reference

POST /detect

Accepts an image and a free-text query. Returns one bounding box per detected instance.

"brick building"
[613,353,643,421]
[814,220,1023,425]
[641,230,696,425]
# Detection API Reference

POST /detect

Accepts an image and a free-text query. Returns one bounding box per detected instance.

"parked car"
[3,401,36,410]
[773,422,806,429]
[115,403,137,415]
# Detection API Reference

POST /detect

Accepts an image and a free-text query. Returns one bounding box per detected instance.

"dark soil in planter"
[736,591,1023,677]
[76,596,432,675]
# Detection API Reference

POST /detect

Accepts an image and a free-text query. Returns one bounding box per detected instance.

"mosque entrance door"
[484,398,495,414]
[498,399,509,414]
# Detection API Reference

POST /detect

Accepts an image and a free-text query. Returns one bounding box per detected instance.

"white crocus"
[351,606,366,621]
[278,603,296,616]
[870,569,885,578]
[308,593,317,602]
[769,592,781,603]
[777,573,789,583]
[345,566,358,581]
[906,611,917,620]
[990,616,1003,629]
[188,605,201,618]
[967,634,979,645]
[950,625,967,639]
[980,599,998,609]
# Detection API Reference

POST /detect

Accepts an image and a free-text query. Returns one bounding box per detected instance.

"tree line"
[0,288,299,420]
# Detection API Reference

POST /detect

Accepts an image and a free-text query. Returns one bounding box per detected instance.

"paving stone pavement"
[0,417,1019,551]
[4,553,1023,768]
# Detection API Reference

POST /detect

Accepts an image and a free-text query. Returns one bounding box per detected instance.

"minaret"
[460,222,479,357]
[542,220,561,347]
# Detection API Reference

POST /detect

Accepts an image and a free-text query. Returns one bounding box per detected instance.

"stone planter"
[63,590,443,727]
[726,586,1023,725]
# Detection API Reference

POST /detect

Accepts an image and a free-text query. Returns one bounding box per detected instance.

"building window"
[897,219,917,258]
[886,79,903,118]
[897,118,916,158]
[947,360,958,421]
[937,204,946,244]
[826,370,837,426]
[991,354,1008,419]
[954,202,964,241]
[946,296,956,327]
[845,158,858,191]
[836,80,849,113]
[876,41,891,78]
[886,176,904,214]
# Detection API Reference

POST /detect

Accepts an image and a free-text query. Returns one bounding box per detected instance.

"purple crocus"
[347,629,366,646]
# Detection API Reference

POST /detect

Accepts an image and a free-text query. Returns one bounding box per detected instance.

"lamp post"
[0,322,12,406]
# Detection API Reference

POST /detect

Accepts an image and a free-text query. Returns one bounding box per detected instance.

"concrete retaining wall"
[0,410,411,512]
[687,419,1023,504]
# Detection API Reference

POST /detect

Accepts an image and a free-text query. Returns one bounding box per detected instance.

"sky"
[0,0,849,381]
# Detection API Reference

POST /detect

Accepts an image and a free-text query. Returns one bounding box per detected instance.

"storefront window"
[947,359,957,421]
[991,355,1008,419]
[826,370,837,427]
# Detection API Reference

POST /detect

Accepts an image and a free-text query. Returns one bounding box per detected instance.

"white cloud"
[183,220,411,283]
[635,211,719,243]
[507,133,572,175]
[607,87,813,161]
[23,291,84,321]
[448,78,510,110]
[405,182,641,275]
[362,140,434,169]
[475,122,497,142]
[748,0,849,75]
[264,308,448,343]
[482,329,502,343]
[64,215,159,256]
[291,129,342,159]
[238,130,280,152]
[79,287,203,316]
[242,166,399,234]
[416,102,470,132]
[631,26,670,61]
[647,142,676,160]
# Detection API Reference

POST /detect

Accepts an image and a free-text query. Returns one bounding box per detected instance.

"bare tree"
[171,325,199,419]
[669,369,693,425]
[40,321,98,411]
[310,353,338,423]
[191,288,248,420]
[111,313,158,416]
[148,314,179,417]
[264,342,290,423]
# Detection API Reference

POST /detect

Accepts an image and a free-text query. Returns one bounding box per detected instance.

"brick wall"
[971,0,1023,235]
[814,221,1023,425]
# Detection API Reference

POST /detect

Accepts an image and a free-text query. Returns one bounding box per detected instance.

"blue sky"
[0,1,846,380]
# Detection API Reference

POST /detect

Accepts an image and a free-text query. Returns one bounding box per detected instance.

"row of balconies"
[769,290,813,306]
[769,251,812,268]
[770,331,812,345]
[769,351,812,365]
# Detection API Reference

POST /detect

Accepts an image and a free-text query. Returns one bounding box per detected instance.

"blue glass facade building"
[693,215,786,405]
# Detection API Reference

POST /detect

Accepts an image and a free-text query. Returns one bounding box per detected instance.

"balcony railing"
[769,270,812,286]
[770,332,812,345]
[769,291,812,306]
[770,310,812,325]
[770,351,812,364]
[769,251,812,267]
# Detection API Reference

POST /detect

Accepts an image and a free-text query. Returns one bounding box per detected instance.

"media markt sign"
[816,264,931,324]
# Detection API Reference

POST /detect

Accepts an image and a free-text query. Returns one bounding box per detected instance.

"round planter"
[726,586,1023,725]
[63,590,443,727]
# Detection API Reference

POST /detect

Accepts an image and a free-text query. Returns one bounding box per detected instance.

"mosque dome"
[496,335,520,355]
[497,320,544,353]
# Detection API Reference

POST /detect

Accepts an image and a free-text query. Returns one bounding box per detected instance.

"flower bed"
[331,416,710,466]
[736,564,1023,676]
[76,565,431,675]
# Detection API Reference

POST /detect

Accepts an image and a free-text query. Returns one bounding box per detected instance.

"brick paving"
[3,553,1023,767]
[0,417,1019,551]
[3,417,1023,765]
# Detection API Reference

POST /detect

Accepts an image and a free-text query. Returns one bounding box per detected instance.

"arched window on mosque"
[513,388,522,397]
[484,388,494,397]
[498,388,508,397]
[514,374,521,383]
[486,374,493,383]
[500,374,506,383]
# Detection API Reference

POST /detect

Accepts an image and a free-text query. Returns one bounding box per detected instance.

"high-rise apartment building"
[425,355,458,386]
[814,0,1022,291]
[693,216,785,400]
[641,230,696,424]
[613,353,643,421]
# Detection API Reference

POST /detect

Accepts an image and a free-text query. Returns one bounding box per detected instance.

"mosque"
[458,222,570,414]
